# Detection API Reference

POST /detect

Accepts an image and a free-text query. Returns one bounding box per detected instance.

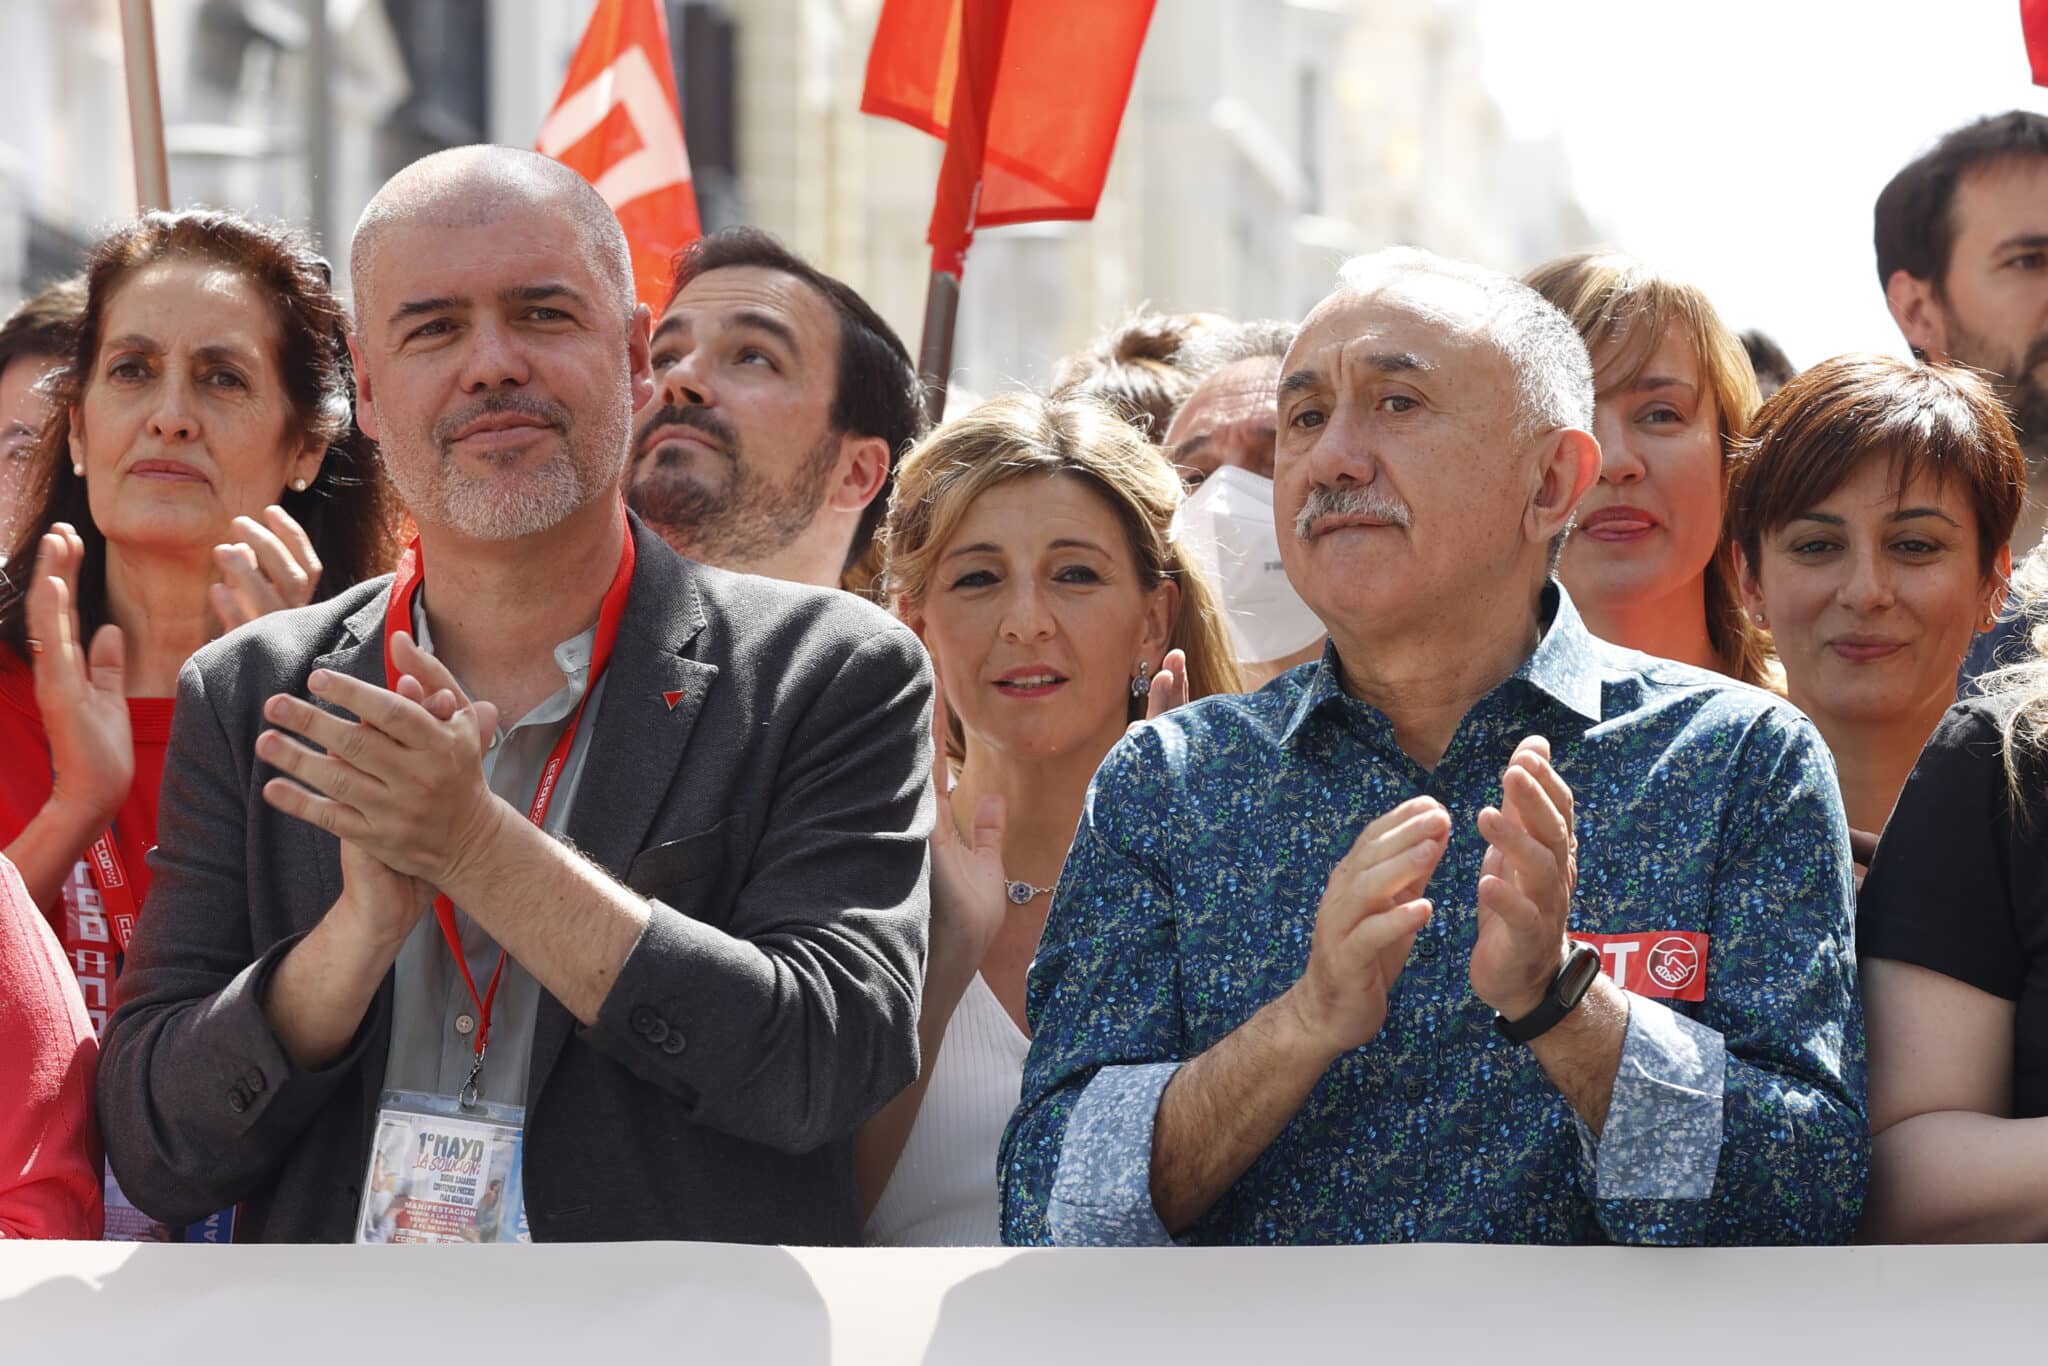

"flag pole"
[118,0,172,211]
[916,268,960,426]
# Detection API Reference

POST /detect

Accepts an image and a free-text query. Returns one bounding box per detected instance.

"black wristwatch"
[1493,943,1602,1045]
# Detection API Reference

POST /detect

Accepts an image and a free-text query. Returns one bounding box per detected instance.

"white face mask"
[1176,465,1326,666]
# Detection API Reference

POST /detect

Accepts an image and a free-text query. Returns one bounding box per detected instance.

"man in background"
[627,228,923,594]
[1876,111,2048,678]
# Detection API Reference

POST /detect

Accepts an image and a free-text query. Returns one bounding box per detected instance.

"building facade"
[0,0,1594,400]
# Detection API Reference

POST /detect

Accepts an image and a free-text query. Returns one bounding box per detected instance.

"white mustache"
[1294,485,1413,541]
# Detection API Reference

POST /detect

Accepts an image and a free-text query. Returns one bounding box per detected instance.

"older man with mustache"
[999,248,1868,1247]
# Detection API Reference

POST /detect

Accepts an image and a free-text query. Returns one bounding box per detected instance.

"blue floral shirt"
[999,586,1867,1247]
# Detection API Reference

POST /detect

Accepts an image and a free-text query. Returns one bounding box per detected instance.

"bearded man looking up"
[96,146,933,1244]
[628,228,922,592]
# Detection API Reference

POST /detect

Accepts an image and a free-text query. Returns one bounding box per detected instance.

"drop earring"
[1131,661,1152,699]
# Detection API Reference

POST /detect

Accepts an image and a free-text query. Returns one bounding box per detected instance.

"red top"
[0,650,176,1034]
[0,851,103,1238]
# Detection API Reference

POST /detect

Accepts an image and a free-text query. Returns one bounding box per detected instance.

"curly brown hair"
[0,210,400,656]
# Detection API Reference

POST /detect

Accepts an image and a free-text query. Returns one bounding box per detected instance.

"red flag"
[537,0,702,311]
[2027,0,2048,84]
[861,0,1156,275]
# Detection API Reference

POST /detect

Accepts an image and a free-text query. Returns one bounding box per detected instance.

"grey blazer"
[97,518,934,1244]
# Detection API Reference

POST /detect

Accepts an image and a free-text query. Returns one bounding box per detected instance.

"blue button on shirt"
[998,585,1867,1247]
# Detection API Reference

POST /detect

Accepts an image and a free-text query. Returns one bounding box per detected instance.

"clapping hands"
[24,524,133,827]
[211,505,324,631]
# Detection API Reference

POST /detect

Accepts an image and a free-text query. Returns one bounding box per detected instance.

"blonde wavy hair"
[1525,249,1778,690]
[880,391,1244,755]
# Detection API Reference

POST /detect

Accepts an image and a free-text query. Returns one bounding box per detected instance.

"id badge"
[356,1090,530,1244]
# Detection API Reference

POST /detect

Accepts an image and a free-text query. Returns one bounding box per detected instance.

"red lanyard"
[85,830,140,954]
[382,511,636,1099]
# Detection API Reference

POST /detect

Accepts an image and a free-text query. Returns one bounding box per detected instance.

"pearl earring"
[1131,661,1152,699]
[71,461,83,477]
[1751,611,1768,627]
[291,477,308,491]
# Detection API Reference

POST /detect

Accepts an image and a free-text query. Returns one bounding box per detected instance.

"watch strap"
[1493,944,1602,1045]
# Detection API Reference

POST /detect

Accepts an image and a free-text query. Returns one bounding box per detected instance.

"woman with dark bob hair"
[1726,355,2022,870]
[0,210,397,1238]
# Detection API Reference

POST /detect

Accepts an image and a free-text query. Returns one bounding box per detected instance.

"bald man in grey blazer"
[97,147,933,1244]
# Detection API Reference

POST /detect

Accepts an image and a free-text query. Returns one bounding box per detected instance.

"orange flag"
[2027,0,2048,84]
[861,0,1156,274]
[537,0,702,311]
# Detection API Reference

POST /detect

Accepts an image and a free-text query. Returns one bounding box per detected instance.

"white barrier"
[1,1240,2039,1362]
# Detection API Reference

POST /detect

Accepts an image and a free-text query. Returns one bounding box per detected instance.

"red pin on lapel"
[663,690,686,711]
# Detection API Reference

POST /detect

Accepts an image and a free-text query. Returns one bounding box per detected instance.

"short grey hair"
[1335,247,1594,440]
[1172,319,1297,383]
[351,145,635,327]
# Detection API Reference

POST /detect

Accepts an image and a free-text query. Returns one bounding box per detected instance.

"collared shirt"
[998,584,1868,1247]
[380,598,605,1109]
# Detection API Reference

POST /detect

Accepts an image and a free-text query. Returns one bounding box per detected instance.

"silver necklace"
[1006,879,1056,906]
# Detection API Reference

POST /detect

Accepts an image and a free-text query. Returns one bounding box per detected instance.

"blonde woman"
[1526,250,1776,687]
[859,392,1242,1246]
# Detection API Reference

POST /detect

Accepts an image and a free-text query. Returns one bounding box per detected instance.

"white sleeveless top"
[865,972,1031,1247]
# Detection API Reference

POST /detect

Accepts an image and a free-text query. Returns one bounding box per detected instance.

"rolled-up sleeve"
[1047,1061,1182,1245]
[999,731,1186,1246]
[1587,708,1868,1245]
[1578,997,1725,1200]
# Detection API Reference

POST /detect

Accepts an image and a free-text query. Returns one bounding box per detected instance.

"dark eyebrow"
[1282,351,1428,401]
[1279,368,1321,400]
[101,333,163,355]
[193,343,258,367]
[388,295,463,328]
[1890,506,1962,527]
[1364,351,1429,374]
[1174,432,1213,460]
[504,282,588,309]
[651,314,689,349]
[1994,233,2048,255]
[729,309,802,357]
[1790,507,1965,529]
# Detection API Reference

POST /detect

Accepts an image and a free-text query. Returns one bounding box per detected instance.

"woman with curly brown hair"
[0,210,397,1239]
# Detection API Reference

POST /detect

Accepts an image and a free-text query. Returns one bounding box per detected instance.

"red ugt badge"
[1575,931,1710,1002]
